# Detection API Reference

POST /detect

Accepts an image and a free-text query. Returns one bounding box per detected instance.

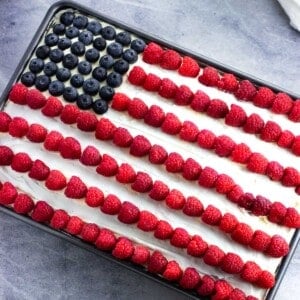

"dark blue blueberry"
[65,26,79,39]
[43,61,57,76]
[49,48,64,63]
[93,37,106,51]
[92,99,108,114]
[107,42,123,58]
[35,75,51,91]
[87,21,102,35]
[63,86,78,102]
[77,61,92,75]
[63,53,79,69]
[106,72,122,88]
[85,48,99,62]
[53,23,65,35]
[99,85,114,101]
[36,45,50,59]
[70,74,84,88]
[92,67,107,82]
[73,15,88,29]
[60,11,74,26]
[101,26,116,40]
[45,33,59,47]
[56,68,71,82]
[122,48,138,63]
[58,37,71,50]
[48,80,65,96]
[130,38,146,53]
[115,31,131,46]
[71,41,85,56]
[83,78,100,95]
[78,30,93,45]
[21,72,36,87]
[77,94,93,109]
[113,59,129,74]
[29,58,44,73]
[99,55,114,69]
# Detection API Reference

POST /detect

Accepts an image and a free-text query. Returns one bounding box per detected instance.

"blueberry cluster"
[20,10,146,114]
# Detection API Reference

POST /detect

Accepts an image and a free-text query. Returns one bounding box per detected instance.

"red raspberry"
[249,230,271,252]
[163,260,182,281]
[95,228,117,251]
[154,220,173,240]
[9,117,29,137]
[227,185,244,203]
[260,121,282,142]
[246,296,258,300]
[214,135,236,157]
[255,271,275,288]
[241,261,261,283]
[243,113,264,134]
[26,89,47,109]
[225,104,247,127]
[198,66,219,86]
[170,228,190,248]
[253,87,275,108]
[118,201,140,224]
[116,163,136,183]
[288,100,300,122]
[179,267,201,289]
[143,42,164,64]
[144,105,165,127]
[111,93,130,111]
[282,167,300,186]
[247,153,268,174]
[215,174,235,194]
[179,121,199,142]
[28,159,50,181]
[101,194,122,215]
[220,253,244,274]
[231,143,251,163]
[219,213,238,233]
[143,73,162,91]
[149,180,169,201]
[206,99,229,118]
[45,170,67,190]
[96,154,118,177]
[85,187,104,207]
[80,146,101,166]
[128,98,148,119]
[160,49,182,70]
[95,118,116,140]
[9,83,28,104]
[187,235,208,257]
[251,195,271,216]
[13,193,34,214]
[0,146,14,166]
[0,182,18,205]
[203,245,225,266]
[183,196,203,216]
[44,131,64,151]
[131,171,153,193]
[283,207,300,228]
[197,275,215,296]
[50,209,69,230]
[0,111,12,132]
[201,205,222,225]
[11,152,32,172]
[174,85,193,105]
[31,201,54,223]
[165,152,184,173]
[271,93,293,114]
[190,90,210,112]
[268,202,287,224]
[158,78,178,99]
[81,223,100,243]
[182,158,201,180]
[26,124,47,143]
[178,56,200,77]
[165,189,186,209]
[238,193,255,210]
[130,135,151,157]
[66,216,83,235]
[213,280,233,300]
[147,251,168,274]
[65,176,87,199]
[59,136,82,159]
[137,210,158,231]
[217,73,238,92]
[149,144,168,164]
[197,129,216,149]
[291,136,300,156]
[60,104,80,124]
[198,166,218,188]
[76,111,98,132]
[41,96,63,117]
[265,161,284,181]
[131,245,150,265]
[231,223,253,245]
[128,66,146,85]
[113,127,133,147]
[265,235,289,257]
[161,113,182,135]
[228,289,246,300]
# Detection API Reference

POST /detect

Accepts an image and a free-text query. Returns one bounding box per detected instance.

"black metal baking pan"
[0,1,299,299]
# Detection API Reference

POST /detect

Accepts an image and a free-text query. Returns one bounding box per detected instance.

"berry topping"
[116,163,136,183]
[118,201,140,224]
[65,176,87,199]
[95,228,117,251]
[66,216,83,235]
[112,237,134,260]
[160,50,182,70]
[96,154,118,177]
[101,194,122,215]
[11,152,32,172]
[178,56,200,77]
[45,170,67,190]
[31,201,54,223]
[198,67,219,86]
[13,193,34,214]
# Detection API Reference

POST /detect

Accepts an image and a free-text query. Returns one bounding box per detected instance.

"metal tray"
[0,1,299,299]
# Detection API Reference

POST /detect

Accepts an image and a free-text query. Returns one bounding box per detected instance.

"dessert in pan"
[0,5,299,300]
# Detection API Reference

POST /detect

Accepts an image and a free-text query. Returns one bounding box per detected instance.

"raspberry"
[81,223,100,243]
[190,90,210,112]
[292,136,300,155]
[214,135,236,157]
[64,176,87,199]
[228,289,246,300]
[206,99,229,118]
[0,111,12,132]
[111,93,130,111]
[198,167,218,188]
[50,209,69,230]
[187,235,208,257]
[80,146,101,166]
[268,202,287,224]
[215,174,235,194]
[213,280,233,300]
[266,161,284,181]
[231,143,251,163]
[219,213,238,233]
[158,78,178,99]
[9,83,28,104]
[251,195,271,216]
[44,131,63,151]
[182,158,202,180]
[161,113,182,135]
[131,171,153,193]
[241,261,261,283]
[149,180,169,201]
[265,235,289,257]
[163,260,182,281]
[60,104,80,124]
[178,56,200,77]
[225,104,247,127]
[260,121,282,142]
[231,223,253,245]
[282,167,300,186]
[0,182,18,205]
[198,66,219,86]
[26,124,47,143]
[174,85,193,105]
[96,154,119,177]
[247,153,268,174]
[238,193,255,210]
[85,187,104,207]
[143,42,164,64]
[128,66,146,85]
[128,98,148,119]
[246,296,258,300]
[165,189,186,210]
[131,245,150,265]
[28,159,50,181]
[149,144,168,164]
[183,196,203,216]
[113,127,133,147]
[118,201,140,224]
[0,146,14,166]
[143,73,162,91]
[31,201,54,222]
[197,129,216,149]
[179,121,199,142]
[8,117,29,137]
[144,105,165,127]
[220,253,244,274]
[116,163,136,183]
[283,207,300,228]
[66,216,83,235]
[234,80,256,101]
[249,230,271,252]
[288,100,300,122]
[41,96,63,117]
[160,50,182,70]
[271,93,293,114]
[11,152,32,172]
[253,87,275,108]
[45,170,67,190]
[217,73,238,92]
[179,267,201,289]
[59,136,82,159]
[95,118,116,140]
[26,89,47,109]
[165,152,184,173]
[227,185,244,203]
[147,251,168,274]
[95,228,117,251]
[201,205,222,225]
[76,111,98,132]
[154,220,173,240]
[243,113,264,134]
[137,210,158,231]
[255,271,275,288]
[130,135,151,157]
[170,228,190,248]
[101,194,122,215]
[13,193,34,214]
[197,275,215,296]
[203,245,225,266]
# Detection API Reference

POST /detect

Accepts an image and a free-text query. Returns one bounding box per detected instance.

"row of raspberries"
[141,42,300,122]
[128,66,300,157]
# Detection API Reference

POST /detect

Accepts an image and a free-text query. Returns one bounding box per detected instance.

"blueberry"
[63,86,78,102]
[77,94,93,109]
[101,26,116,40]
[115,31,131,46]
[93,37,106,51]
[29,58,44,73]
[78,30,93,45]
[58,37,71,50]
[113,59,129,74]
[83,78,100,95]
[92,99,108,114]
[99,85,115,101]
[63,53,79,69]
[78,61,92,75]
[92,67,107,82]
[35,75,51,91]
[107,42,123,58]
[70,74,84,88]
[36,45,50,59]
[45,33,59,47]
[53,23,65,35]
[122,48,138,63]
[73,15,88,29]
[21,72,36,87]
[43,61,57,76]
[99,55,114,69]
[49,48,64,63]
[106,72,122,88]
[60,11,74,26]
[85,48,99,62]
[71,41,85,56]
[131,38,146,53]
[56,68,71,81]
[48,80,65,96]
[65,26,79,39]
[87,21,102,35]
